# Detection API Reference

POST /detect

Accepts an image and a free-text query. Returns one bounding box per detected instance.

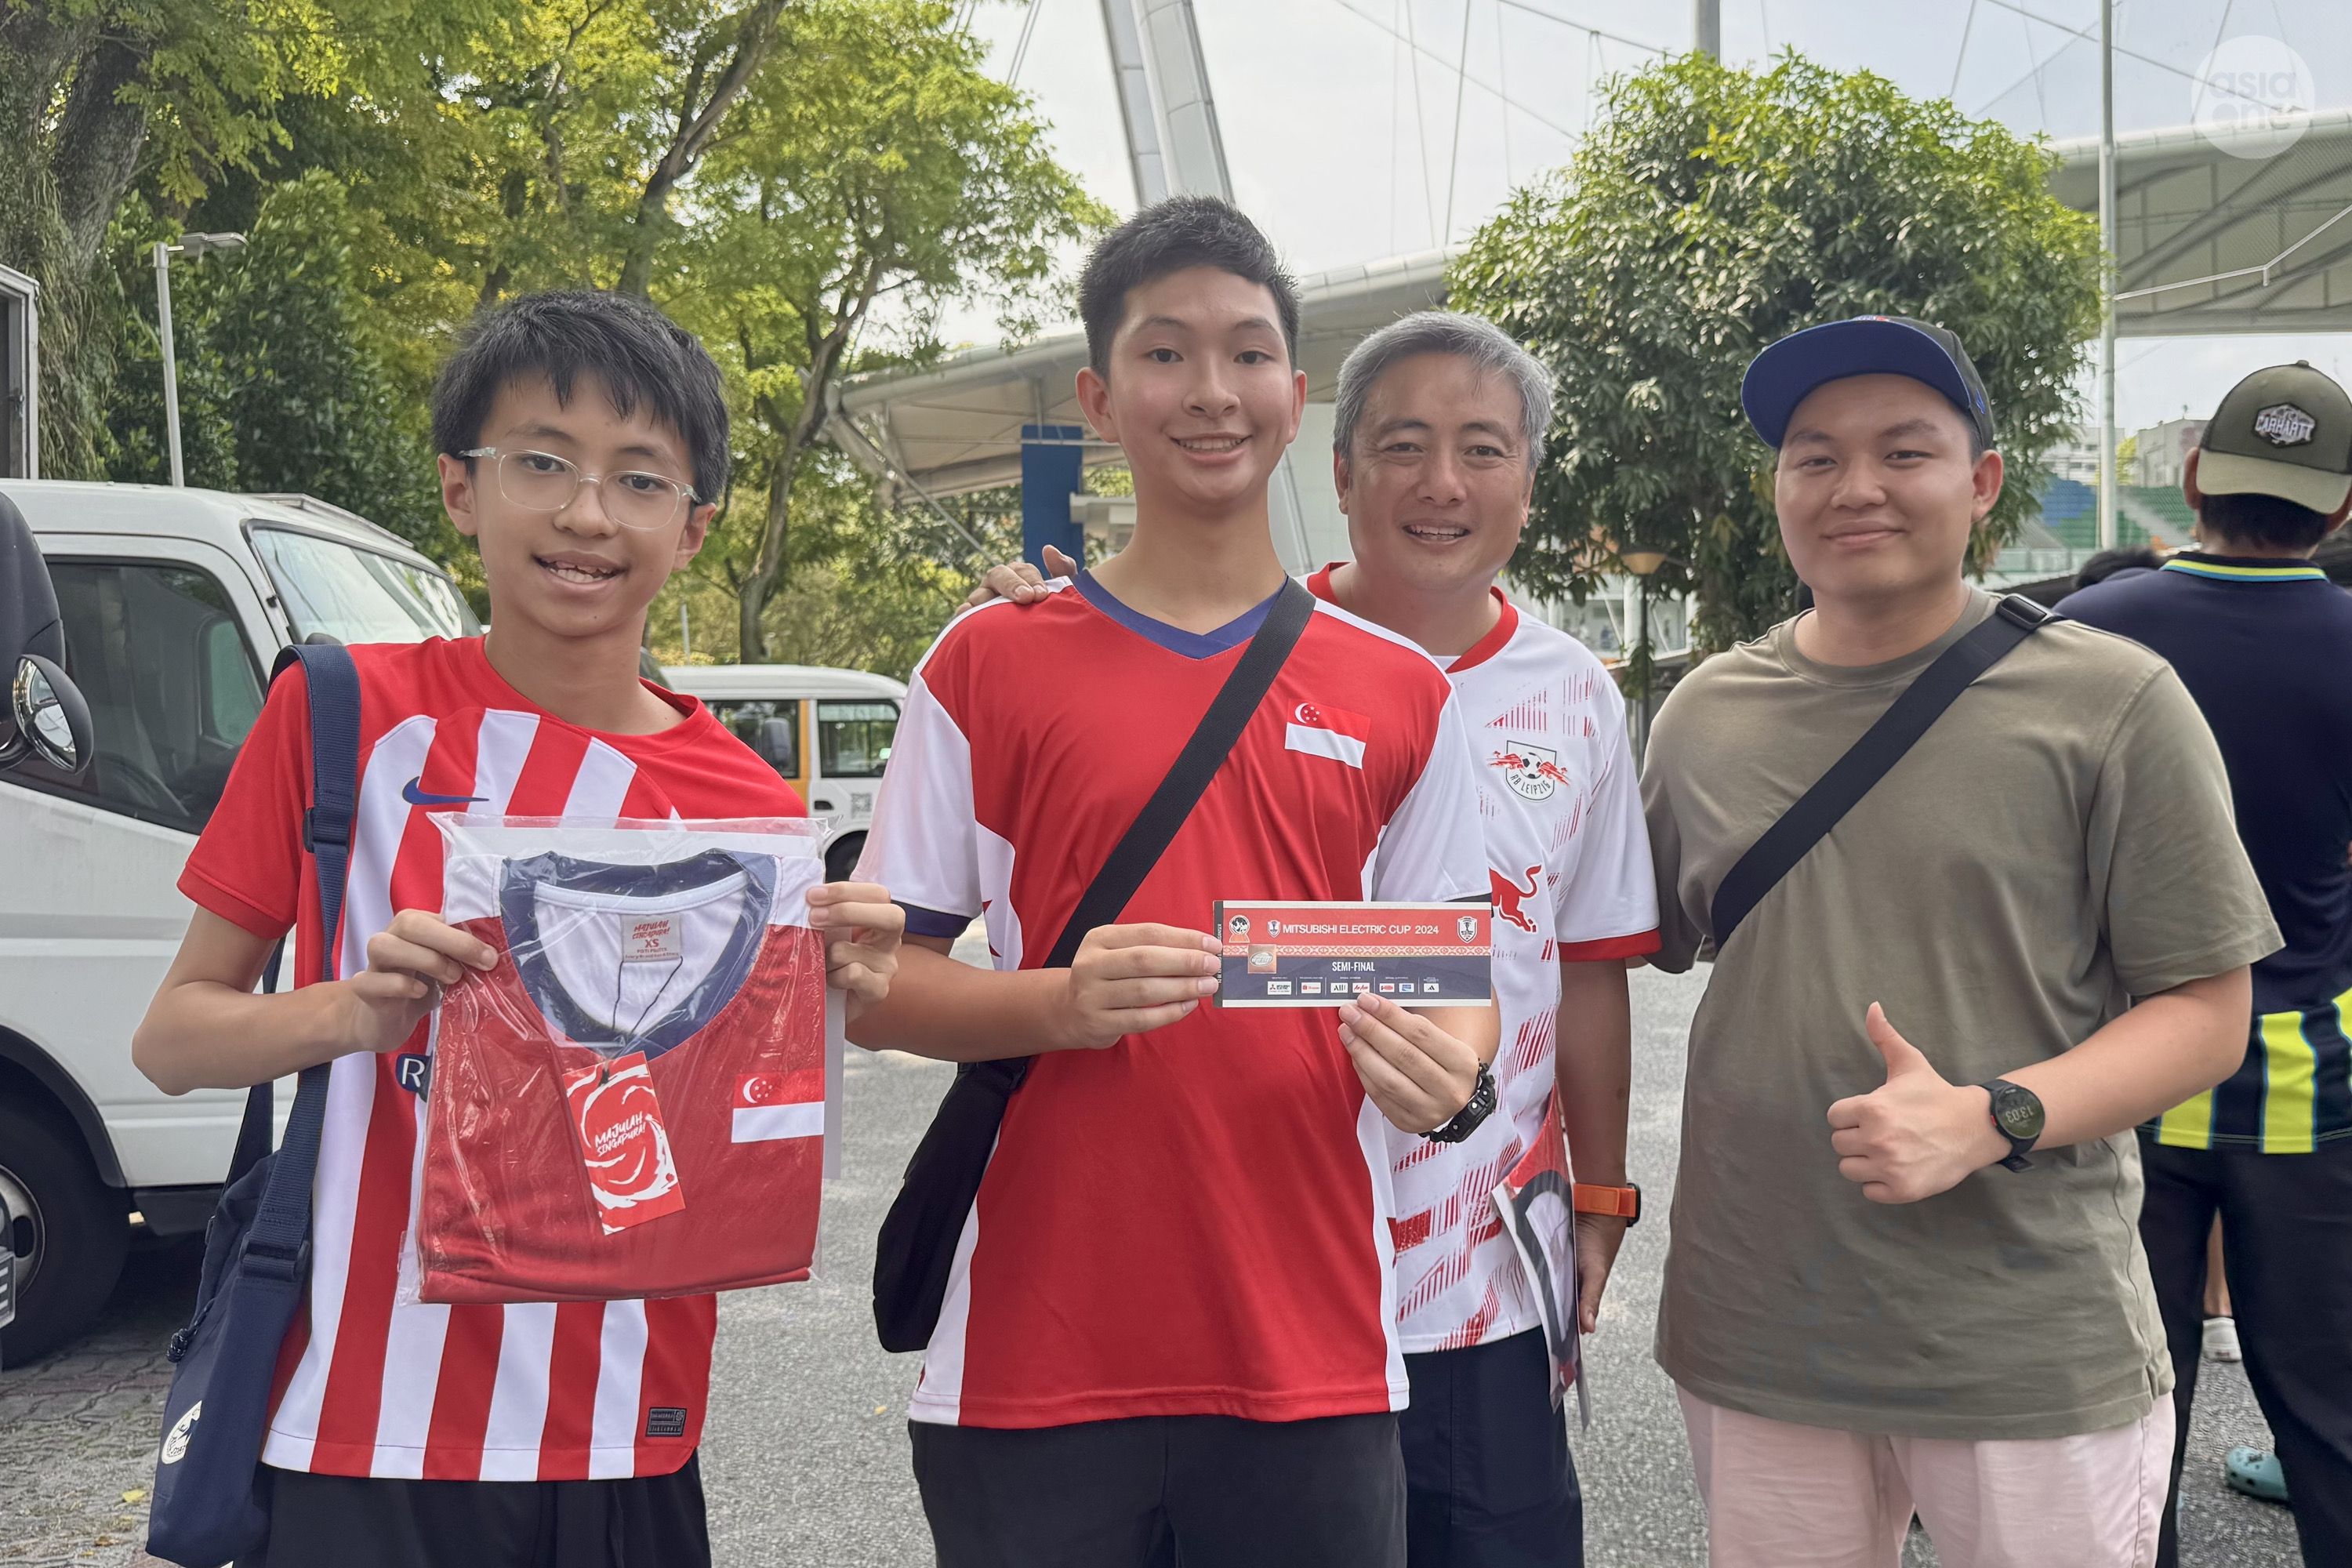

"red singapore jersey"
[860,573,1489,1428]
[421,843,828,1305]
[177,637,798,1482]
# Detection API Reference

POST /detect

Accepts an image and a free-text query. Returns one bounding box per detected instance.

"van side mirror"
[2,653,92,775]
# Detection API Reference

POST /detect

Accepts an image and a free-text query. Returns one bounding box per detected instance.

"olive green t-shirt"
[1642,588,2279,1441]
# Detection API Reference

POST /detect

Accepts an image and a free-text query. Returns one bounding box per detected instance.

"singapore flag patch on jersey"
[1286,702,1371,768]
[734,1069,826,1143]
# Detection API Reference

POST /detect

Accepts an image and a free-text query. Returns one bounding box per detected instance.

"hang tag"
[622,914,684,963]
[563,1051,687,1234]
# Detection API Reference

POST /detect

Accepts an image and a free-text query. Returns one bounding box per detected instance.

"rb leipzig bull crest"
[1492,742,1566,802]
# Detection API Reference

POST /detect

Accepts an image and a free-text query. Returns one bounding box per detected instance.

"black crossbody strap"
[1042,576,1317,970]
[240,643,362,1269]
[1708,595,2056,951]
[873,577,1319,1352]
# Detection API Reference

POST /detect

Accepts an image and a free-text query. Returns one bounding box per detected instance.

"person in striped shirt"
[132,291,904,1568]
[2058,361,2352,1568]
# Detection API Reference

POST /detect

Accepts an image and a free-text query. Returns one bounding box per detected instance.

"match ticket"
[1214,900,1493,1009]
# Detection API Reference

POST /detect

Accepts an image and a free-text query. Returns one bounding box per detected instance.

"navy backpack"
[147,642,359,1566]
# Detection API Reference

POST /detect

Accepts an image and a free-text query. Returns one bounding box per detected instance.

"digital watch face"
[1993,1085,2045,1142]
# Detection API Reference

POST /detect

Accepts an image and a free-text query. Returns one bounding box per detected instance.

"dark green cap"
[2199,361,2352,515]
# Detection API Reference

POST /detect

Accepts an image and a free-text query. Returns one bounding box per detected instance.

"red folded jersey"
[419,844,826,1304]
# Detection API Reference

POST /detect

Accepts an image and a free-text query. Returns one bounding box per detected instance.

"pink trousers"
[1677,1386,2172,1568]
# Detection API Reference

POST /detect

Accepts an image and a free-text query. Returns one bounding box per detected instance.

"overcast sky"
[936,0,2351,437]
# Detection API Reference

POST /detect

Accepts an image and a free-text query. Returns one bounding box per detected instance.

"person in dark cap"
[2059,361,2352,1568]
[1640,314,2274,1567]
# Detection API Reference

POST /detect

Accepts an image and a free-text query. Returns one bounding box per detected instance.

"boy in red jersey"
[851,198,1498,1568]
[132,291,903,1568]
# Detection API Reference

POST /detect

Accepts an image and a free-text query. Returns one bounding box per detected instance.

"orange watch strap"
[1571,1182,1640,1222]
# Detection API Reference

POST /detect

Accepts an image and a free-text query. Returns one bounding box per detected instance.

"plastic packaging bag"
[411,816,829,1305]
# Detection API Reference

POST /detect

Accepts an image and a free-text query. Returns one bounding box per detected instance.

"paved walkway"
[0,965,2304,1565]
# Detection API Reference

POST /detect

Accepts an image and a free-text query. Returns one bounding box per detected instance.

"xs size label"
[622,915,684,963]
[1214,900,1493,1009]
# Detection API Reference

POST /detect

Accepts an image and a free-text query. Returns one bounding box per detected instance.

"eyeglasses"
[460,448,699,532]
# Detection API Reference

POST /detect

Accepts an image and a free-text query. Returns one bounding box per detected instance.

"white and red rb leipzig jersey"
[1307,572,1659,1353]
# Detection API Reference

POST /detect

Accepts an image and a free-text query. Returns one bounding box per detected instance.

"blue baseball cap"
[1740,316,1994,451]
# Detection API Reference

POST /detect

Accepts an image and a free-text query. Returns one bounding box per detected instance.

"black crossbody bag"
[872,578,1317,1352]
[1708,594,2056,949]
[148,642,358,1566]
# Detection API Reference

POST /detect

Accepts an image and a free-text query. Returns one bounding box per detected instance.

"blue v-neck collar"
[499,849,774,1060]
[1073,569,1283,659]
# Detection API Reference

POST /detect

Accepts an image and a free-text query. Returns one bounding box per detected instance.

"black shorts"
[910,1411,1406,1568]
[232,1454,709,1568]
[1402,1328,1582,1566]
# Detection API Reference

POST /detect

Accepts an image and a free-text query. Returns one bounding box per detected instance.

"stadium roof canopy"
[2047,108,2352,338]
[830,110,2352,504]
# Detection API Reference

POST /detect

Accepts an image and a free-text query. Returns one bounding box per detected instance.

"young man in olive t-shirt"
[1639,317,2278,1568]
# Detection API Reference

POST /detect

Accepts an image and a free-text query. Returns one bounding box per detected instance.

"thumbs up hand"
[1825,1004,2009,1204]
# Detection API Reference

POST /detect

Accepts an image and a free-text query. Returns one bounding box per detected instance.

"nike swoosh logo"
[401,776,488,808]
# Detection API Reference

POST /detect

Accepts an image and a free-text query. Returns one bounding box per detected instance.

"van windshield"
[250,526,477,644]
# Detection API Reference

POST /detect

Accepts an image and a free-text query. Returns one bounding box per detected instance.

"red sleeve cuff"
[1555,928,1662,961]
[179,865,292,942]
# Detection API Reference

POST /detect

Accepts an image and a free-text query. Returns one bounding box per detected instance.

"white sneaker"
[2203,1316,2243,1363]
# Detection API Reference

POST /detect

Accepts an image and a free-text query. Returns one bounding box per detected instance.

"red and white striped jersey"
[859,572,1489,1428]
[1307,572,1659,1353]
[179,637,800,1480]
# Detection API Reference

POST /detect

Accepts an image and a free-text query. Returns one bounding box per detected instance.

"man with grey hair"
[972,309,1657,1567]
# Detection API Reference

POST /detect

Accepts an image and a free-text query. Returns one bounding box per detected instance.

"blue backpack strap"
[241,643,364,1279]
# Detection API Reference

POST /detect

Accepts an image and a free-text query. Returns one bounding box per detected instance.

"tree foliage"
[666,0,1109,659]
[1452,53,2102,652]
[13,0,1102,677]
[0,0,490,472]
[105,172,455,554]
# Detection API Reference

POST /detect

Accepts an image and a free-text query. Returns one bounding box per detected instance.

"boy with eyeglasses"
[133,290,906,1568]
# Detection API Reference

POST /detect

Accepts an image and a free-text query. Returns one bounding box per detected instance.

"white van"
[658,664,906,884]
[0,480,475,1362]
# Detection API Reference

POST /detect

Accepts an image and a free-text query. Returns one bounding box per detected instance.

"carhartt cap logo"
[2254,403,2318,446]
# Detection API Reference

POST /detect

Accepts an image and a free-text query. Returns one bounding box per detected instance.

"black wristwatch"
[1981,1078,2045,1172]
[1423,1061,1497,1143]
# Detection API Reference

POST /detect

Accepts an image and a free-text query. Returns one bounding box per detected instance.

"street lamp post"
[152,232,247,488]
[2096,0,2118,550]
[1617,546,1669,758]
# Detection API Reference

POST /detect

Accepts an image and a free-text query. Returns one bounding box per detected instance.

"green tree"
[1453,53,2102,657]
[104,172,454,554]
[667,0,1110,661]
[0,0,488,474]
[650,452,1017,678]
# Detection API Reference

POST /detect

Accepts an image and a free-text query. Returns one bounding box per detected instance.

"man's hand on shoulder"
[1047,922,1222,1049]
[1826,1004,2009,1203]
[1340,994,1483,1134]
[348,909,499,1054]
[963,544,1077,610]
[806,880,905,1022]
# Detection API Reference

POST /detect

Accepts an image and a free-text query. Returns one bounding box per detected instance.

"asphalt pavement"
[0,956,2307,1566]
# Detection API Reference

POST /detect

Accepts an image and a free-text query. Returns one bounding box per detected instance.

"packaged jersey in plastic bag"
[415,817,829,1305]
